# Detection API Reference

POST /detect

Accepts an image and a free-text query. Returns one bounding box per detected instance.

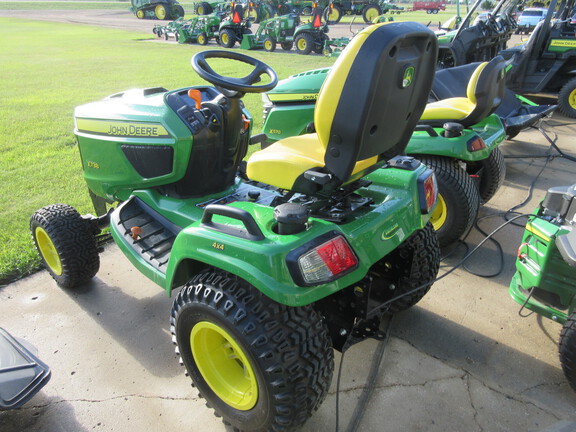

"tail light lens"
[418,169,438,214]
[467,136,486,152]
[295,235,358,285]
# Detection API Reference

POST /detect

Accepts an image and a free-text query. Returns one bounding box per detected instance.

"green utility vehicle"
[509,184,576,390]
[500,0,576,117]
[31,22,441,431]
[130,0,185,19]
[260,56,509,247]
[241,8,329,54]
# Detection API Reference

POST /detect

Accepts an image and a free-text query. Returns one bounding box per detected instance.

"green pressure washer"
[31,22,442,431]
[510,184,576,390]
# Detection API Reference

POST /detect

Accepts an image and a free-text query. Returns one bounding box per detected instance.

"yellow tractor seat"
[247,21,438,195]
[420,55,505,128]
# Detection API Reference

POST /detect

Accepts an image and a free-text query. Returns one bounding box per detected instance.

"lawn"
[0,17,334,285]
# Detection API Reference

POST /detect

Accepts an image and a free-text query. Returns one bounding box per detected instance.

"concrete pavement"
[1,116,576,432]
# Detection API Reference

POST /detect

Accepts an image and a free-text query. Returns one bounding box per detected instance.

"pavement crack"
[465,374,484,432]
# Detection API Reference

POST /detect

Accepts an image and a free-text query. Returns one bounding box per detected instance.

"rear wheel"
[362,4,382,23]
[171,269,334,431]
[417,155,480,248]
[219,28,236,48]
[174,4,185,18]
[155,4,168,19]
[245,5,260,22]
[369,223,440,313]
[560,313,576,391]
[467,147,506,203]
[323,4,342,24]
[558,77,576,118]
[30,204,99,289]
[295,32,313,55]
[196,1,212,15]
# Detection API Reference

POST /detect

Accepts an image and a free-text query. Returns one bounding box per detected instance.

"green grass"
[0,17,334,285]
[0,1,198,10]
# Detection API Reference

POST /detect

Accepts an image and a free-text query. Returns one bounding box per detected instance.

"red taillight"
[298,236,358,284]
[418,169,438,214]
[467,136,486,152]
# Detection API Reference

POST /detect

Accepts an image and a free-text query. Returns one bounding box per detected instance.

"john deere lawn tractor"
[31,22,442,431]
[218,2,254,47]
[509,184,576,390]
[130,0,185,20]
[260,56,509,247]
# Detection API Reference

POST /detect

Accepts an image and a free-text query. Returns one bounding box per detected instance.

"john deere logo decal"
[402,66,415,88]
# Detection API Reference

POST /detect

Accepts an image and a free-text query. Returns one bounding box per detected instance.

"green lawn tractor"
[499,0,576,118]
[31,22,441,431]
[218,2,255,47]
[179,11,226,44]
[130,0,185,20]
[240,7,329,54]
[260,56,510,247]
[509,184,576,390]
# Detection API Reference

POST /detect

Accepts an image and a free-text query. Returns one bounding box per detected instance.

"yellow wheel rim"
[198,34,205,44]
[264,40,272,50]
[136,10,144,19]
[155,5,167,19]
[191,321,258,410]
[297,38,307,51]
[35,227,62,275]
[569,88,576,109]
[430,193,448,231]
[328,8,340,21]
[221,33,229,44]
[198,6,205,14]
[365,7,379,21]
[247,9,258,20]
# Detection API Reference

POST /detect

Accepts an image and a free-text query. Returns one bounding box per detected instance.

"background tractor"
[130,0,185,20]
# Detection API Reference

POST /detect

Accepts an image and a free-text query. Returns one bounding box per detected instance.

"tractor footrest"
[114,198,181,271]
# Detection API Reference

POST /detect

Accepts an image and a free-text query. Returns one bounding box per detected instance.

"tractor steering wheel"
[192,50,278,96]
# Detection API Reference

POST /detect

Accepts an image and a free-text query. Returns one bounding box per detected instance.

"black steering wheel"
[192,50,278,96]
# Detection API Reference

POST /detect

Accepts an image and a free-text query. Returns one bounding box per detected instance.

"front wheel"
[197,32,208,45]
[417,155,480,248]
[30,204,100,289]
[560,313,576,391]
[155,4,168,19]
[136,9,145,19]
[263,36,276,52]
[171,269,334,431]
[558,77,576,118]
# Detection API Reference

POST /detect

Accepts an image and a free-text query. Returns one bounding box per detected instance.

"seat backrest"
[462,55,505,125]
[313,22,437,183]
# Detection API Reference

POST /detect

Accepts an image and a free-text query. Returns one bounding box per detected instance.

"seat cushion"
[247,134,377,190]
[419,97,476,121]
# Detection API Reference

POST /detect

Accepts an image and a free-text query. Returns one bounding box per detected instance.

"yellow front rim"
[430,193,448,231]
[198,34,205,44]
[155,5,166,19]
[191,321,258,411]
[35,227,62,275]
[365,7,379,21]
[569,88,576,109]
[328,9,341,21]
[264,40,272,50]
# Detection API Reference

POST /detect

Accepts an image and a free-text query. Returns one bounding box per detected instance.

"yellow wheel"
[263,37,276,52]
[295,33,313,54]
[155,4,167,20]
[191,321,258,410]
[430,193,448,232]
[136,9,145,19]
[219,28,235,48]
[197,32,208,45]
[171,269,334,431]
[362,4,381,23]
[30,204,100,288]
[34,226,62,276]
[417,155,480,248]
[559,77,576,118]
